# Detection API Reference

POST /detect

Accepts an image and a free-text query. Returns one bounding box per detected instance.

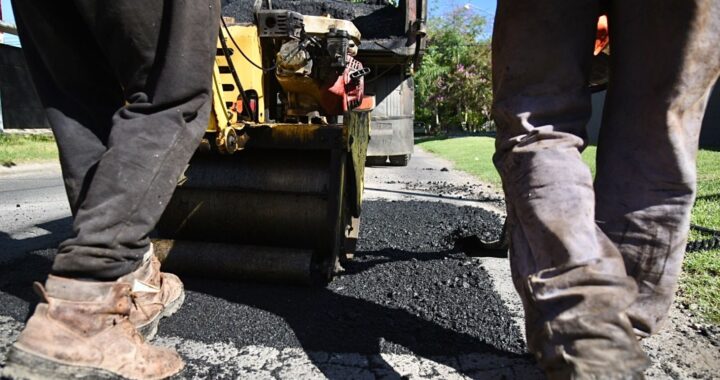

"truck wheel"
[389,154,410,166]
[365,156,388,166]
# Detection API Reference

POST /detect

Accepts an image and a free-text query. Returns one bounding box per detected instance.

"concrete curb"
[0,161,61,177]
[1,128,53,135]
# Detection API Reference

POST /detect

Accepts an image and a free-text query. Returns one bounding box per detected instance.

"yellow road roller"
[153,10,374,285]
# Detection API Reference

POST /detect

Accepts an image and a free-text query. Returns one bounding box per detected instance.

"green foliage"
[418,136,500,185]
[0,133,58,166]
[418,136,597,187]
[415,7,492,132]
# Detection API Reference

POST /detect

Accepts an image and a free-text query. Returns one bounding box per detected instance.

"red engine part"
[594,15,609,56]
[320,56,366,115]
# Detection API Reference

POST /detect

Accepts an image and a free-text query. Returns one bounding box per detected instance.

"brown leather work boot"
[2,276,184,380]
[120,247,185,340]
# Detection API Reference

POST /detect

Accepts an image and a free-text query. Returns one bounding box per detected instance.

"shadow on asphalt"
[0,200,528,379]
[0,251,531,379]
[0,216,73,320]
[0,217,72,261]
[0,251,53,322]
[342,248,457,275]
[181,276,529,380]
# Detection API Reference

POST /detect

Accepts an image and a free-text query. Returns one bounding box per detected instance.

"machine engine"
[257,10,369,119]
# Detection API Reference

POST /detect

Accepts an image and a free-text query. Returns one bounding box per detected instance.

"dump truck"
[355,1,427,167]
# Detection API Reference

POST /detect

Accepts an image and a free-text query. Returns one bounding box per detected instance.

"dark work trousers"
[12,0,220,280]
[492,0,719,378]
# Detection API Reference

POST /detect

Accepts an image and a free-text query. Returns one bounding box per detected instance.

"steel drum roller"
[155,147,347,284]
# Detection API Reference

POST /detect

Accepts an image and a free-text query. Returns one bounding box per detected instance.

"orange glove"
[594,15,609,56]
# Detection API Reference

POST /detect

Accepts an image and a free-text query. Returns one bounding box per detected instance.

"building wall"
[0,44,49,130]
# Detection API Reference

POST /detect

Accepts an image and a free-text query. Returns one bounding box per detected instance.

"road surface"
[0,148,718,379]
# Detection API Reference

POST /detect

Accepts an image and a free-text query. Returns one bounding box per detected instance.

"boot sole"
[137,288,186,341]
[2,347,121,380]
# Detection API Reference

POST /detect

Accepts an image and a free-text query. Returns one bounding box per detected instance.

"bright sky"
[1,0,20,47]
[429,0,496,18]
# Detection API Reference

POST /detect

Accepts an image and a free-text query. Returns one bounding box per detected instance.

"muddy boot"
[3,276,184,380]
[120,247,185,340]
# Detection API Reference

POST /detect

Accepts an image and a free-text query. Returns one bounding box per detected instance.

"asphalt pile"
[0,199,527,380]
[161,200,525,359]
[356,200,504,252]
[222,0,406,39]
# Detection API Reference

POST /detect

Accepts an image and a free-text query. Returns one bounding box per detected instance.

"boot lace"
[130,292,152,321]
[123,297,148,344]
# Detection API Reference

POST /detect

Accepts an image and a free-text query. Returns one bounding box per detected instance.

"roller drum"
[159,188,328,247]
[156,147,347,284]
[153,240,314,283]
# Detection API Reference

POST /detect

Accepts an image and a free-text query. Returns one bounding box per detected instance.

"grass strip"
[0,133,58,167]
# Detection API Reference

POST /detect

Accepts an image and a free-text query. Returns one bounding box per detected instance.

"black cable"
[221,16,276,73]
[686,224,720,252]
[218,25,255,122]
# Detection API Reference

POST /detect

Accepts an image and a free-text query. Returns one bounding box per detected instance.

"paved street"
[0,163,70,265]
[1,148,718,379]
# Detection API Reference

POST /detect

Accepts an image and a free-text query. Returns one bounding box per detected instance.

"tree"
[414,7,493,132]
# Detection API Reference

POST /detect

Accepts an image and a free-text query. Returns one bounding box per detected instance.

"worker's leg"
[595,0,720,337]
[7,3,203,376]
[11,0,124,216]
[492,0,648,377]
[45,0,220,280]
[13,0,192,321]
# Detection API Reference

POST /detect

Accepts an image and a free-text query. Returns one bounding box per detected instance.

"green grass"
[418,136,598,186]
[419,135,720,324]
[0,133,58,166]
[418,136,502,185]
[681,249,720,323]
[682,149,720,324]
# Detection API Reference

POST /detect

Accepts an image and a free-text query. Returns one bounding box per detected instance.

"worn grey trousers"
[492,0,720,377]
[13,0,220,280]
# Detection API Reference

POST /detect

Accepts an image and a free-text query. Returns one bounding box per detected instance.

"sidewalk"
[0,160,60,177]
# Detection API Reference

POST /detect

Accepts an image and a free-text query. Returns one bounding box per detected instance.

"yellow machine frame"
[210,23,266,134]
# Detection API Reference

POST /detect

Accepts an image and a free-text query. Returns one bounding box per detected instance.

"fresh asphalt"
[0,150,544,379]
